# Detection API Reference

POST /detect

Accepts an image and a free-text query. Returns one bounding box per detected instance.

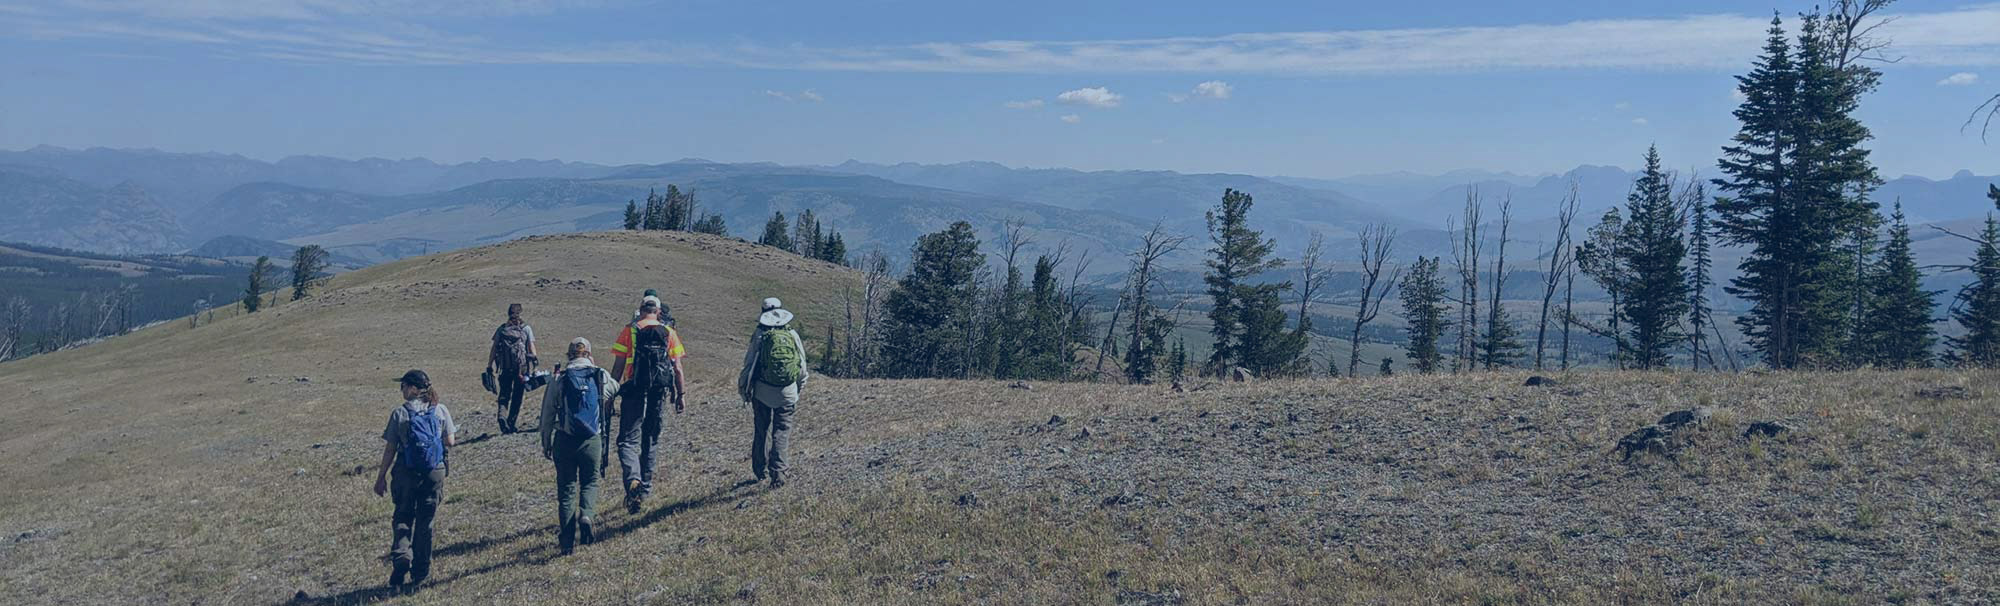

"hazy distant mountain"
[0,146,618,217]
[822,160,1413,256]
[187,235,369,268]
[0,165,186,254]
[1271,169,1545,209]
[1878,170,2000,225]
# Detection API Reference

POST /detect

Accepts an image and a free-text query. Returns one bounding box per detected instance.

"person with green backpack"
[737,297,808,488]
[539,337,618,555]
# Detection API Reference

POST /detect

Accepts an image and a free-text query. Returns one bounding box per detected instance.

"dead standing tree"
[1449,187,1483,372]
[1123,222,1190,383]
[1348,225,1400,377]
[1535,182,1581,370]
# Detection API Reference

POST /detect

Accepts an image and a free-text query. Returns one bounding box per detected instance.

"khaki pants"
[750,381,799,479]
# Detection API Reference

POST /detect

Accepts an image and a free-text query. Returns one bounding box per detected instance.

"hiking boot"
[579,520,595,546]
[388,567,406,589]
[769,472,785,489]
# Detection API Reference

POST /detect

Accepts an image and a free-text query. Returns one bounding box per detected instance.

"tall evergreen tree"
[793,209,820,258]
[662,185,691,231]
[623,200,641,230]
[1577,208,1630,366]
[819,232,848,265]
[692,213,728,236]
[1022,255,1070,379]
[1168,337,1188,384]
[759,211,794,250]
[882,222,986,377]
[1948,215,2000,367]
[1236,286,1307,377]
[242,255,272,313]
[1201,189,1285,374]
[1713,14,1882,369]
[1858,203,1935,368]
[1398,256,1449,374]
[1614,146,1691,370]
[641,189,666,230]
[1477,306,1525,369]
[289,244,329,301]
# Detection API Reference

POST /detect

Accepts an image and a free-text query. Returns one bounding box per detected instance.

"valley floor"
[3,371,1998,605]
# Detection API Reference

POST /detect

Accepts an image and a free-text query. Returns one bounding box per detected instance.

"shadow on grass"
[288,480,758,605]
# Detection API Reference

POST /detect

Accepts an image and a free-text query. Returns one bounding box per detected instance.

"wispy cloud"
[1057,86,1121,108]
[1939,72,1979,86]
[763,88,822,102]
[10,4,2000,71]
[1003,98,1043,110]
[1059,114,1081,124]
[764,90,793,101]
[1631,117,1649,125]
[1613,101,1631,110]
[799,89,824,102]
[1169,80,1233,103]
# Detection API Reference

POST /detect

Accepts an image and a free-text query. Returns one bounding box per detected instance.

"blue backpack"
[401,405,446,471]
[559,367,603,437]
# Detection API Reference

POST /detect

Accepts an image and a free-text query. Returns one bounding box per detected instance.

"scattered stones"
[1744,420,1798,439]
[1916,386,1975,400]
[1047,415,1066,426]
[1657,406,1715,428]
[1116,588,1186,605]
[735,500,753,511]
[1524,376,1558,387]
[955,493,981,508]
[1229,367,1256,383]
[1009,381,1033,391]
[294,376,310,383]
[342,465,368,476]
[736,580,760,600]
[1076,427,1093,439]
[293,590,308,601]
[1615,425,1677,462]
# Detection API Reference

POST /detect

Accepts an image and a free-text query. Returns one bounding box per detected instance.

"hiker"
[738,298,807,488]
[608,298,686,513]
[487,303,539,434]
[373,370,457,591]
[539,337,618,555]
[633,290,677,328]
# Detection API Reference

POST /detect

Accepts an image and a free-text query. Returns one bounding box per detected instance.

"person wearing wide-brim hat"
[737,297,808,488]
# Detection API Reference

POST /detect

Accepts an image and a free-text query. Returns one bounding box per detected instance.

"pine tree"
[1577,208,1630,366]
[1948,215,2000,367]
[662,185,691,231]
[1859,203,1935,368]
[242,256,272,313]
[692,213,728,235]
[641,189,665,230]
[623,200,641,230]
[1023,255,1070,379]
[1614,146,1690,370]
[1714,13,1881,369]
[1168,337,1188,384]
[1477,306,1525,369]
[759,212,794,250]
[289,244,329,301]
[1378,357,1394,377]
[1398,257,1449,374]
[819,232,848,265]
[1202,189,1285,374]
[882,222,985,377]
[793,209,820,257]
[1237,286,1307,377]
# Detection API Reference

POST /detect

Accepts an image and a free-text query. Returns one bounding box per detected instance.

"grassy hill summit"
[2,231,1996,604]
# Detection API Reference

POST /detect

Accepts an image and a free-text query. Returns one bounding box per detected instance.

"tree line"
[623,185,728,236]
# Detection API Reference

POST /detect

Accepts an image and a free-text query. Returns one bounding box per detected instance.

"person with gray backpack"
[539,337,618,555]
[737,298,807,488]
[487,303,539,434]
[373,370,457,592]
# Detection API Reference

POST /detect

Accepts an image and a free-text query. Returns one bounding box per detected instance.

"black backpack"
[631,324,674,392]
[492,323,528,375]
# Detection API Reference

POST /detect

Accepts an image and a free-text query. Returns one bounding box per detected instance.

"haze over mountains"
[2,145,1994,273]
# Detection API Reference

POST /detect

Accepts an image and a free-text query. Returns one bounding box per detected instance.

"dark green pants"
[390,466,446,580]
[553,431,603,549]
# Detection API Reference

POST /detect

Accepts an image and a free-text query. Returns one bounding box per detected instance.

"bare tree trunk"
[1449,188,1483,372]
[1348,225,1399,377]
[1124,223,1190,383]
[1485,195,1513,370]
[1535,182,1580,370]
[1561,270,1575,370]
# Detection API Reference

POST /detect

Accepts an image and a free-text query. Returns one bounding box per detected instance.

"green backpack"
[756,328,804,387]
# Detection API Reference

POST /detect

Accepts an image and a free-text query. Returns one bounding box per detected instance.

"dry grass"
[3,232,1998,605]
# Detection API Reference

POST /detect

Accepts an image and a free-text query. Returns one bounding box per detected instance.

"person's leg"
[495,373,520,432]
[388,466,415,584]
[410,470,444,583]
[637,388,665,497]
[577,434,602,544]
[617,388,645,497]
[750,400,772,480]
[503,376,525,432]
[555,434,578,551]
[767,395,796,484]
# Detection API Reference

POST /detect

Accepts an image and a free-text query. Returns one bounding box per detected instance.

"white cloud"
[1939,72,1980,86]
[1192,80,1231,99]
[799,89,824,102]
[763,90,792,101]
[1060,114,1081,123]
[17,4,2000,71]
[764,89,822,102]
[1730,88,1747,103]
[1003,99,1044,110]
[1613,101,1631,110]
[1057,86,1121,108]
[1631,117,1649,125]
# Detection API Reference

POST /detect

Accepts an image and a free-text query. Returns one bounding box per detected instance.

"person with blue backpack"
[373,370,457,592]
[538,337,619,555]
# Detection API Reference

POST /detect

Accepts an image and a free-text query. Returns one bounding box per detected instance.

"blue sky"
[2,0,1997,178]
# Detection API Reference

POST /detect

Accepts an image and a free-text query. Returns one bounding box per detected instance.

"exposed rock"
[1524,376,1557,387]
[1076,427,1093,439]
[1047,415,1066,426]
[1009,381,1033,391]
[1615,425,1674,462]
[1744,420,1798,439]
[1116,588,1186,605]
[1916,386,1975,400]
[955,493,980,508]
[1657,406,1714,428]
[1229,367,1256,383]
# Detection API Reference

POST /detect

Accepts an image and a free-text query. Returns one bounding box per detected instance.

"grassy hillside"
[2,231,1997,605]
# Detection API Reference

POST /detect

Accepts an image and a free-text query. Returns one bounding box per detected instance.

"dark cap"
[394,369,431,388]
[642,288,658,298]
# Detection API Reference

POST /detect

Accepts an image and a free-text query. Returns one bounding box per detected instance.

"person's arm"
[539,380,560,459]
[608,326,630,383]
[373,441,396,496]
[672,359,687,413]
[526,325,539,359]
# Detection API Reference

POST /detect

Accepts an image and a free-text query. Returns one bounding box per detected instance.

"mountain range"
[1,146,1993,276]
